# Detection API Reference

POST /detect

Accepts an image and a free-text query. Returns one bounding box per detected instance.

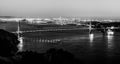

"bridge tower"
[89,21,92,34]
[89,20,94,43]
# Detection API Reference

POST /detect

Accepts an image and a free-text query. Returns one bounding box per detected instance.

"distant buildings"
[0,17,118,25]
[0,18,22,22]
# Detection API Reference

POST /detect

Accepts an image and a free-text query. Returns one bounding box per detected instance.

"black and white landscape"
[0,0,120,64]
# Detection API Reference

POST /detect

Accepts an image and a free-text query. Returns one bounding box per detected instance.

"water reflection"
[107,34,114,50]
[89,33,94,46]
[17,37,24,52]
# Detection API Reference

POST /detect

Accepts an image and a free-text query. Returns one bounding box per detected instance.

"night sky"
[0,0,120,17]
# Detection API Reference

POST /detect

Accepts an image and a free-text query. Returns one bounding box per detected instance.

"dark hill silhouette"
[0,29,19,64]
[17,48,82,64]
[0,29,19,57]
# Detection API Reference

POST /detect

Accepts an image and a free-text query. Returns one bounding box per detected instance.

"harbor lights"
[107,26,114,35]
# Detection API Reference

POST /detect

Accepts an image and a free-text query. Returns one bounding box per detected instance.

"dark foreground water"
[19,30,120,63]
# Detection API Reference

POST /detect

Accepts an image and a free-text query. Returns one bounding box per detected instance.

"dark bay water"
[18,30,120,63]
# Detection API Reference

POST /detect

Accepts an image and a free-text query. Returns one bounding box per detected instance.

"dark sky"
[0,0,120,17]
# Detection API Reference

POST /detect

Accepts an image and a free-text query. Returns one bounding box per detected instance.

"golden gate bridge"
[15,20,118,52]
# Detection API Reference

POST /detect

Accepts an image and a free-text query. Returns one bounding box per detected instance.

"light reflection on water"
[88,33,114,51]
[20,32,117,57]
[22,33,103,51]
[89,33,94,46]
[107,34,114,50]
[17,37,24,52]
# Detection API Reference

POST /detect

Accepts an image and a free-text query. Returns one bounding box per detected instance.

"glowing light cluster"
[107,29,114,35]
[17,37,23,52]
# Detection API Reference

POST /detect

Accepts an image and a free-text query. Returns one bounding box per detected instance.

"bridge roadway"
[12,27,119,33]
[12,28,87,33]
